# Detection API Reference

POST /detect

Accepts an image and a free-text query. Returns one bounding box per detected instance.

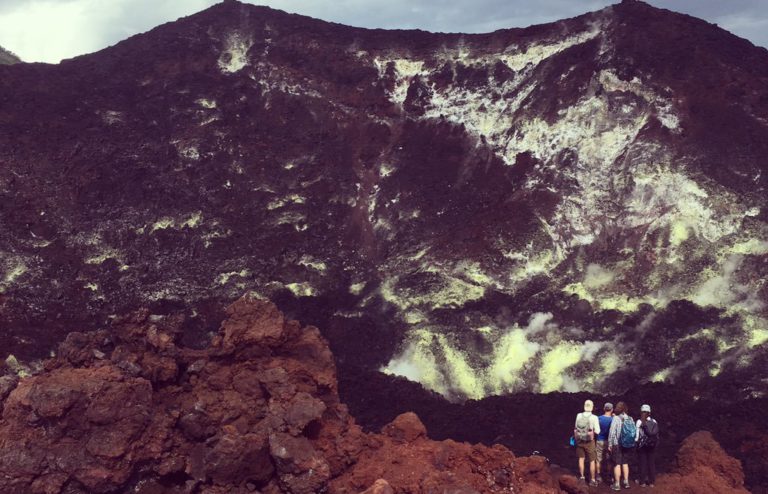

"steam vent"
[1,0,767,492]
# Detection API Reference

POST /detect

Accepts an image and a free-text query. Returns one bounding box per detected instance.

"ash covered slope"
[1,0,767,403]
[0,46,20,65]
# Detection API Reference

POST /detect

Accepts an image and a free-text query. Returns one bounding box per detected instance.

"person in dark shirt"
[636,404,659,487]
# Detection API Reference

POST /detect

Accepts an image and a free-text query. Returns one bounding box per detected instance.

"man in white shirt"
[574,399,601,486]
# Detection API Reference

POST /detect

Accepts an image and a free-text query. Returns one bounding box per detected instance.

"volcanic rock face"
[0,297,533,493]
[0,297,329,493]
[1,0,768,489]
[0,298,752,494]
[1,0,767,404]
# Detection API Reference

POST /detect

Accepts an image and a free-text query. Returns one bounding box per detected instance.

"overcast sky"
[1,0,767,63]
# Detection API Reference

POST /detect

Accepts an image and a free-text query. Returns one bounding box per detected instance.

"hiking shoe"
[611,483,621,491]
[579,477,586,483]
[589,480,599,487]
[596,476,603,483]
[623,481,631,489]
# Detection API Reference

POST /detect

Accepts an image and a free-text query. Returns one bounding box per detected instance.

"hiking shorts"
[596,440,608,462]
[576,440,596,462]
[610,445,631,465]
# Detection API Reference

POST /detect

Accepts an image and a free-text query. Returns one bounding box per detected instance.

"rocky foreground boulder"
[0,296,752,493]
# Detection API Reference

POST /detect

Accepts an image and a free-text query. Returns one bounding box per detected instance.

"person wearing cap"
[636,403,659,487]
[595,402,614,484]
[574,399,601,485]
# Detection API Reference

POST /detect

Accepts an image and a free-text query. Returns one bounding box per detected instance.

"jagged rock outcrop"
[655,431,750,493]
[0,297,342,493]
[0,298,753,493]
[0,297,531,493]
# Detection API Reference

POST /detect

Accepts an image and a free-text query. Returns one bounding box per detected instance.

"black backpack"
[640,419,659,448]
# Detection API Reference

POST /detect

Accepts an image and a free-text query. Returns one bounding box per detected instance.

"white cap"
[584,400,594,412]
[641,404,651,413]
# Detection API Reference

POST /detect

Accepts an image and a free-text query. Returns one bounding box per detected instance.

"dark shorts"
[576,440,596,462]
[611,445,632,465]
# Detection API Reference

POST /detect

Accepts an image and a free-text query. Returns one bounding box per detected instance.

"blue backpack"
[620,417,637,448]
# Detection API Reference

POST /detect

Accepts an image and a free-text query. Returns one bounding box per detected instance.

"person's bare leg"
[578,456,585,477]
[614,463,621,485]
[622,464,630,483]
[590,460,596,481]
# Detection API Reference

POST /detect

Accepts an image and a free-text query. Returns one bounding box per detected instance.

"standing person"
[574,399,601,486]
[595,403,614,484]
[636,404,659,487]
[608,401,636,490]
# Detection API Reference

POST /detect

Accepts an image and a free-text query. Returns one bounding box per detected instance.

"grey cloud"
[258,0,768,47]
[0,0,766,63]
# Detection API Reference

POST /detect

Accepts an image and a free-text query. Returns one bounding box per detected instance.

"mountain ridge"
[0,45,20,65]
[2,0,767,396]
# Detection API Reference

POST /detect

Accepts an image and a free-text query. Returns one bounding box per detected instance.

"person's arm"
[593,416,600,437]
[608,417,619,448]
[636,419,642,442]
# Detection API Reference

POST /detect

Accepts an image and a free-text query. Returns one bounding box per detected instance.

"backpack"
[575,413,592,443]
[639,419,659,448]
[619,416,637,448]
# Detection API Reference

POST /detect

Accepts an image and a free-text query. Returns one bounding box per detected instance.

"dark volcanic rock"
[1,0,766,401]
[1,0,768,490]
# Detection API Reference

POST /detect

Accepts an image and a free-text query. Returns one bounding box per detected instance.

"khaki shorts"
[596,440,608,462]
[576,440,596,462]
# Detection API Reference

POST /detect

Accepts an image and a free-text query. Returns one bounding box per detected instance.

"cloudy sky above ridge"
[1,0,766,63]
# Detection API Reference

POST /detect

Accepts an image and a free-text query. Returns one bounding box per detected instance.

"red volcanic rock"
[557,475,589,494]
[0,298,754,494]
[0,296,341,493]
[514,455,560,490]
[654,431,750,494]
[0,297,530,493]
[675,431,745,487]
[217,296,290,352]
[381,411,427,443]
[328,436,521,493]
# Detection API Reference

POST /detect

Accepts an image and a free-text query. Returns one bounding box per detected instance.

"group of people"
[573,399,659,490]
